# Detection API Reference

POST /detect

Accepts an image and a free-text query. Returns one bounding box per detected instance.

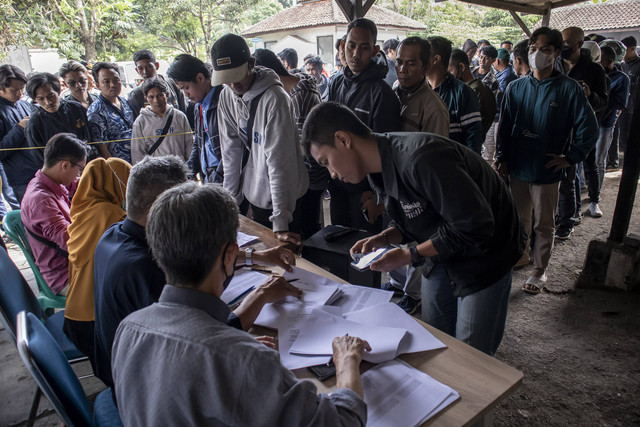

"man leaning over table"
[112,181,370,425]
[302,101,525,356]
[94,155,302,389]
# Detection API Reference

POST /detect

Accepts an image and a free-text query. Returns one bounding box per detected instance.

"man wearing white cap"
[213,34,309,245]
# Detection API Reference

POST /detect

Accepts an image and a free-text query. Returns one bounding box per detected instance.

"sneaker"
[555,226,573,240]
[397,294,421,315]
[380,282,403,297]
[572,211,582,226]
[589,202,603,218]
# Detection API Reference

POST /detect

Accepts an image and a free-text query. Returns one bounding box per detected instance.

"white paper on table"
[344,303,446,355]
[277,305,340,370]
[220,270,267,305]
[331,284,394,314]
[237,231,260,247]
[254,267,342,329]
[361,359,460,427]
[289,308,407,363]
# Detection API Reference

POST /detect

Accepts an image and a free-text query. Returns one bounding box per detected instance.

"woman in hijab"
[63,157,131,368]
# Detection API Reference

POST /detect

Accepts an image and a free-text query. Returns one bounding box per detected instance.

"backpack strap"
[147,108,175,156]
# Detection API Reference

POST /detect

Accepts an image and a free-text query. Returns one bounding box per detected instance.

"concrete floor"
[0,241,105,426]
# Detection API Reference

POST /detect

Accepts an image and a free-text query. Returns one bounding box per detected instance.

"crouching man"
[302,102,525,356]
[112,181,370,425]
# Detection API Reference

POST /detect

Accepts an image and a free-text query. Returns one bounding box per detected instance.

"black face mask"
[561,44,576,60]
[220,243,237,291]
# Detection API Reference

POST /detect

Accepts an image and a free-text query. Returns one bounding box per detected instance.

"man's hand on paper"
[256,275,303,304]
[253,247,296,272]
[255,335,276,349]
[332,335,372,364]
[369,247,411,272]
[275,231,302,245]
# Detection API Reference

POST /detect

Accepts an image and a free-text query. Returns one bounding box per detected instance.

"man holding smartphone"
[302,101,525,356]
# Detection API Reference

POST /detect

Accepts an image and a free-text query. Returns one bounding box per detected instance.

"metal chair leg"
[26,386,41,427]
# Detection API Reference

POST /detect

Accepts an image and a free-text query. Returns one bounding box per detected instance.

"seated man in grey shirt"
[112,181,370,426]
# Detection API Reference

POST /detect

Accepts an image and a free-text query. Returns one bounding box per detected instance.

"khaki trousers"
[510,178,560,276]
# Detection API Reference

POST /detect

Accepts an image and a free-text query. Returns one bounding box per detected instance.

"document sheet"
[220,270,267,305]
[237,231,260,247]
[344,303,446,355]
[289,308,407,364]
[362,359,460,427]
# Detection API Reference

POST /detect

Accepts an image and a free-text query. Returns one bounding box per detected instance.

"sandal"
[522,274,547,295]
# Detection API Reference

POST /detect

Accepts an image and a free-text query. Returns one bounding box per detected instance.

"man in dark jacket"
[128,49,186,119]
[167,54,223,183]
[0,65,42,203]
[25,72,91,155]
[303,102,524,356]
[0,65,25,213]
[555,26,608,238]
[326,18,401,233]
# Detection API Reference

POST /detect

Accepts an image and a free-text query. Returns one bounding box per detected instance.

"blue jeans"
[595,127,615,191]
[421,264,511,356]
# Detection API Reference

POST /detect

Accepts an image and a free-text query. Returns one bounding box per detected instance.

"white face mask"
[528,51,554,71]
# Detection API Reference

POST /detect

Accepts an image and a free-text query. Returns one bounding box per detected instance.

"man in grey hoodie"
[214,34,309,245]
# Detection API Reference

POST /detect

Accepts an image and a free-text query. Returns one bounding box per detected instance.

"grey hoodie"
[218,66,309,232]
[131,105,193,164]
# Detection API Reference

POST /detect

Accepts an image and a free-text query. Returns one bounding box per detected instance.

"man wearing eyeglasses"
[127,49,186,119]
[59,61,98,111]
[495,27,597,295]
[21,133,87,296]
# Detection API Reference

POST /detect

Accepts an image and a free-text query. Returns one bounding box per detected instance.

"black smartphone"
[308,362,336,381]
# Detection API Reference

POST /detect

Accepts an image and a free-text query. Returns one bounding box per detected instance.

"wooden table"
[240,216,523,426]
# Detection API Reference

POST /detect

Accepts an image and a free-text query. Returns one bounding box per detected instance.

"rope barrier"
[0,131,195,152]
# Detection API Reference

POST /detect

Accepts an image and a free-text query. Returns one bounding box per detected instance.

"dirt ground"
[493,170,640,426]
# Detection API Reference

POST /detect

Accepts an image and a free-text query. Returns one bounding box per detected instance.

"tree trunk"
[407,0,414,19]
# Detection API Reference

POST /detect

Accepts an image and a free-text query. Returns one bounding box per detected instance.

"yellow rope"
[0,131,195,152]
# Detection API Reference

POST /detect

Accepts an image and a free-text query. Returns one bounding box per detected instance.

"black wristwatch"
[409,244,425,267]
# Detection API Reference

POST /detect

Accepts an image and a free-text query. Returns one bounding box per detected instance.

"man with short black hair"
[449,48,496,138]
[305,56,329,96]
[21,133,86,296]
[131,77,193,164]
[303,101,524,355]
[59,61,97,111]
[473,45,499,93]
[382,38,400,87]
[213,34,309,244]
[167,54,223,183]
[501,40,514,53]
[277,48,299,72]
[0,64,35,205]
[112,181,369,425]
[326,18,401,232]
[427,36,484,154]
[512,40,531,76]
[496,27,598,293]
[87,62,134,162]
[127,49,186,119]
[25,72,91,162]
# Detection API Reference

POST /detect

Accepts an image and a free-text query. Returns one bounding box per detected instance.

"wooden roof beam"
[509,10,531,36]
[335,0,376,20]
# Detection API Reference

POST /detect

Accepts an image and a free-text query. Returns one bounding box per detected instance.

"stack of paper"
[237,231,260,247]
[362,359,460,426]
[344,303,446,355]
[220,270,267,305]
[289,308,407,363]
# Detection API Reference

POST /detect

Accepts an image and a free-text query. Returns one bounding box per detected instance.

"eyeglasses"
[66,79,87,87]
[70,161,85,173]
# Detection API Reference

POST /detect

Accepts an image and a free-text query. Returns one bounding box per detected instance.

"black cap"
[210,34,251,85]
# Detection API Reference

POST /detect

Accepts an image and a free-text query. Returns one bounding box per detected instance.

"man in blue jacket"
[496,27,598,294]
[0,65,43,203]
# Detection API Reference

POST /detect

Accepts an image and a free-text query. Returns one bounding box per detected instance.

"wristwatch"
[245,248,255,266]
[408,243,425,267]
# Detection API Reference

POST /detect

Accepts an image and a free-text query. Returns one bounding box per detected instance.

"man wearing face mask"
[496,27,598,294]
[554,26,608,236]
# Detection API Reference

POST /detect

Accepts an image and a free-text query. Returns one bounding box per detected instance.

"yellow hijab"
[65,157,131,322]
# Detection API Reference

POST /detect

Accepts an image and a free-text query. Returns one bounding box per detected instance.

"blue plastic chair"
[3,210,66,315]
[0,247,87,425]
[17,311,123,427]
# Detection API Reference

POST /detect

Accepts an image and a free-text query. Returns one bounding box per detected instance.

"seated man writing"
[21,133,87,295]
[112,181,370,425]
[94,155,302,388]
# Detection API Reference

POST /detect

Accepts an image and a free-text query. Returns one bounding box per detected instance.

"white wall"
[28,49,66,73]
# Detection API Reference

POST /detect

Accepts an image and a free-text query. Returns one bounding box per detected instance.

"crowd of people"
[0,16,638,425]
